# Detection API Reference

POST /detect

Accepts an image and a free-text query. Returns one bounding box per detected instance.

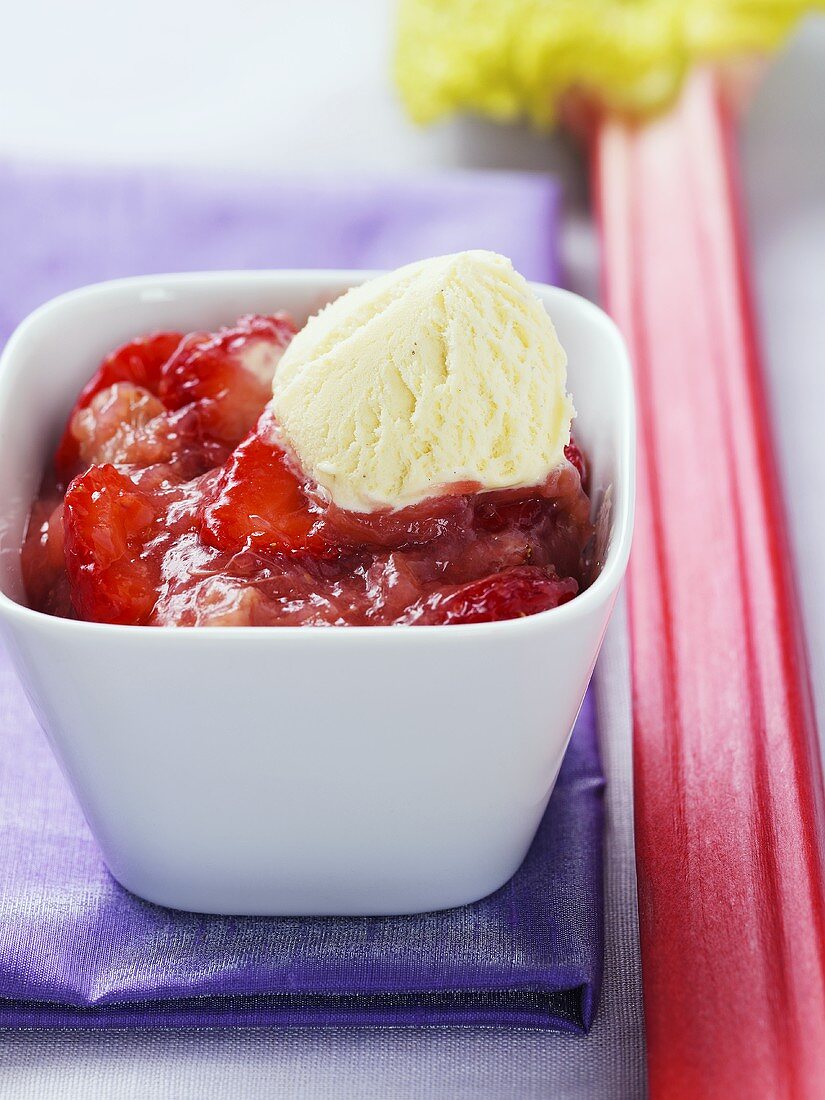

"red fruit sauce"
[21,314,594,627]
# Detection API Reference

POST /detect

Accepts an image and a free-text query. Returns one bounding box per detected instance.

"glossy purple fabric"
[0,161,604,1031]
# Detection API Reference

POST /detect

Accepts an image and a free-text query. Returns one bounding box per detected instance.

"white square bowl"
[0,271,634,915]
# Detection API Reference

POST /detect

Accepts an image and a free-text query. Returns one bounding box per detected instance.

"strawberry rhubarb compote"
[22,256,594,627]
[21,312,593,627]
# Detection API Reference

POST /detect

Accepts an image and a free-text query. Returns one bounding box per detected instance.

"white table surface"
[1,3,823,1096]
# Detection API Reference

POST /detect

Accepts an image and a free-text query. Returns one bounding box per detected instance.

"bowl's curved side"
[2,585,616,915]
[0,270,633,914]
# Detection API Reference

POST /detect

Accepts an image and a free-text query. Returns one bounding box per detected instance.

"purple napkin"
[0,161,604,1031]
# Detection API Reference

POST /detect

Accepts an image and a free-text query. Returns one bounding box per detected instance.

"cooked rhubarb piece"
[55,333,183,481]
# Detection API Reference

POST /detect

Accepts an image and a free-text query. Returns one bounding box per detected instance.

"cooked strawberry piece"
[55,333,183,480]
[200,432,333,558]
[63,465,160,624]
[159,314,295,446]
[78,332,183,406]
[413,566,578,625]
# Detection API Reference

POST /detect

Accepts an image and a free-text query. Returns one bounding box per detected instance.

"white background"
[0,0,587,173]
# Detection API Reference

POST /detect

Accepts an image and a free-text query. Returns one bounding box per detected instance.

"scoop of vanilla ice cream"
[270,250,575,513]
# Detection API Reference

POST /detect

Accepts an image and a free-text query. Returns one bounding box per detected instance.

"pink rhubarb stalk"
[594,70,825,1098]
